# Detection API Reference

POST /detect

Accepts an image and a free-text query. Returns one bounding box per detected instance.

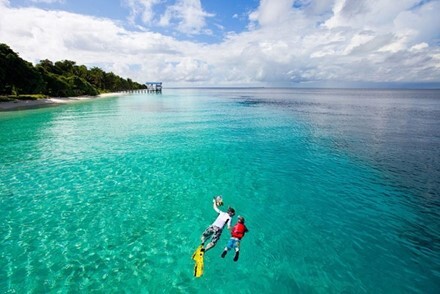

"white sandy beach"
[0,93,125,111]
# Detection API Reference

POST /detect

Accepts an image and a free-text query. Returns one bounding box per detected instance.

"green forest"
[0,43,147,100]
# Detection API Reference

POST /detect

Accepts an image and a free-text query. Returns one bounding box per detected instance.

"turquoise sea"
[1,88,439,293]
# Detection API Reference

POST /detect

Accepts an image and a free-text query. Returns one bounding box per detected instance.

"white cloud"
[394,1,440,44]
[123,0,161,25]
[410,42,428,52]
[159,0,214,34]
[249,0,294,28]
[0,0,439,87]
[124,0,213,35]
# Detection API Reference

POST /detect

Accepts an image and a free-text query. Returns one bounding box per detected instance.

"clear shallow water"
[0,88,439,293]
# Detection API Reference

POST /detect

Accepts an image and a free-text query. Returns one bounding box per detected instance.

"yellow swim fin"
[192,245,204,278]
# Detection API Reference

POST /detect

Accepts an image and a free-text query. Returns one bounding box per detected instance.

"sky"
[0,0,439,88]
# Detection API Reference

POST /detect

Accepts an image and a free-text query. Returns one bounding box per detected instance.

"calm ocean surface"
[1,88,439,293]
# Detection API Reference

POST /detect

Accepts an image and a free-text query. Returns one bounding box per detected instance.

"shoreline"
[0,93,124,111]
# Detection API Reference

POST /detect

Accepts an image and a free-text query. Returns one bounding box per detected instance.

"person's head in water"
[227,207,235,217]
[237,216,245,224]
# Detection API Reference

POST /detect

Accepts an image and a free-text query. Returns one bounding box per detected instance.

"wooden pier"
[120,82,162,94]
[145,82,162,93]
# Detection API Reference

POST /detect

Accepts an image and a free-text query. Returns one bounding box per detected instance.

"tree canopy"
[0,43,146,97]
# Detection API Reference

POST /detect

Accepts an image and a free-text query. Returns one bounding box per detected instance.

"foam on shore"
[0,93,125,111]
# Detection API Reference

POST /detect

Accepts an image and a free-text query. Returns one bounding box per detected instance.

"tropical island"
[0,43,146,105]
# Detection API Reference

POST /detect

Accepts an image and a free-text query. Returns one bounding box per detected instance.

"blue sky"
[7,0,259,43]
[1,0,439,87]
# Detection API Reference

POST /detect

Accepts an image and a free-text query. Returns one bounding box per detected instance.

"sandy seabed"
[0,93,124,111]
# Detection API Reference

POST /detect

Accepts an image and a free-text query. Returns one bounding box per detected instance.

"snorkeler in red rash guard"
[221,215,248,261]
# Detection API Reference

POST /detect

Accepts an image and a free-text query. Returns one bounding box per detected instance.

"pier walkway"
[119,82,162,94]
